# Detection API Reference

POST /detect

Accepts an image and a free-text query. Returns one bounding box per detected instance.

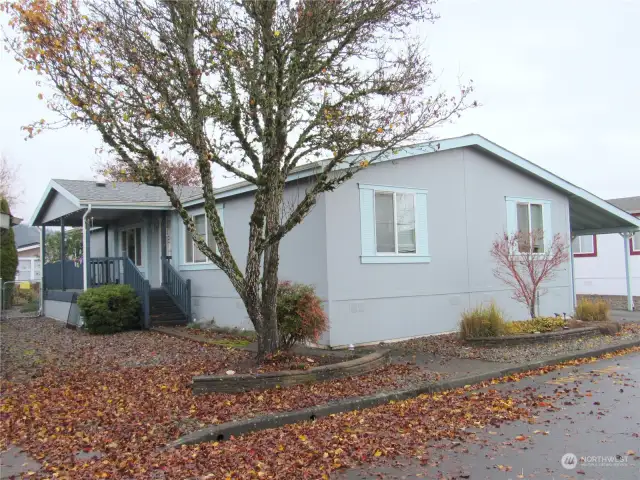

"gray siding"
[175,180,329,337]
[324,147,572,347]
[41,193,79,224]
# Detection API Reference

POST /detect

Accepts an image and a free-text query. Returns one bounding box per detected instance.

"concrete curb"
[168,339,640,447]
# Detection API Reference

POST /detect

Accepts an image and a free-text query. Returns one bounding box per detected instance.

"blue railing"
[89,257,123,286]
[162,258,191,321]
[123,257,150,328]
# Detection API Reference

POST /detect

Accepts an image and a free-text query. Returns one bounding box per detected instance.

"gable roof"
[53,179,202,205]
[30,134,640,234]
[607,196,640,214]
[13,224,40,249]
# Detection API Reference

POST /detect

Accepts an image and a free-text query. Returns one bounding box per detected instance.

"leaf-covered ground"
[0,318,440,477]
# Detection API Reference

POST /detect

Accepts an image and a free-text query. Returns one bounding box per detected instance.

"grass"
[459,302,505,339]
[20,301,39,313]
[575,298,610,322]
[503,317,566,335]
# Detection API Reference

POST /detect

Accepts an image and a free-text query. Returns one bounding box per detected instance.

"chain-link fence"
[0,279,41,320]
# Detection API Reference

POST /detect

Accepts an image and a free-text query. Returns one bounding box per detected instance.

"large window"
[516,201,545,253]
[120,227,142,266]
[359,184,430,264]
[184,213,217,264]
[572,235,597,257]
[374,191,416,254]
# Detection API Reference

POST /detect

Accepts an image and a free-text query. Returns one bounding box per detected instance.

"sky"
[1,0,638,221]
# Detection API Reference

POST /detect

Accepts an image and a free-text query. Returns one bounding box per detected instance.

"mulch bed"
[387,323,640,363]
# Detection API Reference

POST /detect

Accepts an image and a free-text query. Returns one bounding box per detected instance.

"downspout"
[82,205,92,290]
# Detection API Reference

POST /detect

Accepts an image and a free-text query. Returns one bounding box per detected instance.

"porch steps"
[149,288,188,326]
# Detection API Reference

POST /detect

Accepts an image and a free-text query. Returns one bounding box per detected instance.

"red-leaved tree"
[95,156,201,186]
[490,230,569,319]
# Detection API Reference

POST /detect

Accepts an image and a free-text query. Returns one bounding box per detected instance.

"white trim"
[119,224,145,269]
[29,180,81,225]
[17,245,40,253]
[358,183,428,195]
[82,202,171,210]
[180,206,223,269]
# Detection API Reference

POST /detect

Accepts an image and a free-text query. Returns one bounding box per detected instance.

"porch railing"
[88,257,150,329]
[162,258,191,321]
[123,258,150,329]
[89,257,122,286]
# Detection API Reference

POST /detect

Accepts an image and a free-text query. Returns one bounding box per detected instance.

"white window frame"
[180,205,224,270]
[373,190,418,256]
[183,213,217,264]
[572,235,596,256]
[359,183,430,264]
[515,200,546,254]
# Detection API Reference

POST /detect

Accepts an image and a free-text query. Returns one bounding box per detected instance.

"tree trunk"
[529,288,537,319]
[260,239,280,357]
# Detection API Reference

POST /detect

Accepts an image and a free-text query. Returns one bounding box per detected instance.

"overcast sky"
[1,0,638,221]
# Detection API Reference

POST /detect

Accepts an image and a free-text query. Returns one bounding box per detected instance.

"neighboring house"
[29,134,640,346]
[13,224,41,282]
[573,196,640,310]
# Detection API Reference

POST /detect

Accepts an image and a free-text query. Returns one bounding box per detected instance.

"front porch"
[36,205,191,328]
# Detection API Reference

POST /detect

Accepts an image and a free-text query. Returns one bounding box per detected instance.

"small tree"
[490,230,568,319]
[95,156,201,186]
[0,198,19,308]
[0,154,22,206]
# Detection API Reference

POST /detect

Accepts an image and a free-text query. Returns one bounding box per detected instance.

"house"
[29,134,640,346]
[13,224,41,282]
[573,196,639,310]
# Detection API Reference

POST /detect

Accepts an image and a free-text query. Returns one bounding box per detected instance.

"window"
[374,191,416,254]
[120,227,142,266]
[631,230,640,256]
[184,213,217,264]
[516,201,545,253]
[572,235,597,257]
[359,184,430,264]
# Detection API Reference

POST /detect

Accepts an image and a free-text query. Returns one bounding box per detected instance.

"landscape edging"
[465,326,600,346]
[168,339,640,448]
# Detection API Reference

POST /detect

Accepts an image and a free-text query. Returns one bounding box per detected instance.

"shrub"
[504,317,565,335]
[77,284,140,334]
[0,198,18,309]
[459,303,505,339]
[276,281,328,350]
[575,298,610,322]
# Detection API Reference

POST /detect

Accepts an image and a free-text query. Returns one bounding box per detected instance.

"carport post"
[623,232,634,311]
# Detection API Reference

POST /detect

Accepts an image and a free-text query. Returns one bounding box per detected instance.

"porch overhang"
[569,195,640,236]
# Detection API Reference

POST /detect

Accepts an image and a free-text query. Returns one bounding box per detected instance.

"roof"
[607,196,640,214]
[30,134,640,234]
[13,224,40,248]
[53,179,201,205]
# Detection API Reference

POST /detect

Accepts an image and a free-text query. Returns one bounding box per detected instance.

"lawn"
[0,317,438,478]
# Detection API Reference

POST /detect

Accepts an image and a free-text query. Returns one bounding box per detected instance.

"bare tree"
[3,0,475,357]
[0,154,22,206]
[490,230,569,319]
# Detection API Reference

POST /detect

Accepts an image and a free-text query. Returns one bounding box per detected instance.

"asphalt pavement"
[340,350,640,480]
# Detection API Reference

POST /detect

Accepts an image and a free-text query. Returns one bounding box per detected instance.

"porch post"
[623,232,634,311]
[104,225,109,284]
[60,217,66,291]
[161,212,167,284]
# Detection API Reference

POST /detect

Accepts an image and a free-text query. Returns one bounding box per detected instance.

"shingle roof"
[13,224,40,248]
[54,179,202,204]
[607,196,640,214]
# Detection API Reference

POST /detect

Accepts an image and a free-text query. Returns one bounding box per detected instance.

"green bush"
[504,317,565,334]
[459,302,505,339]
[77,284,140,334]
[575,298,610,322]
[277,281,328,350]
